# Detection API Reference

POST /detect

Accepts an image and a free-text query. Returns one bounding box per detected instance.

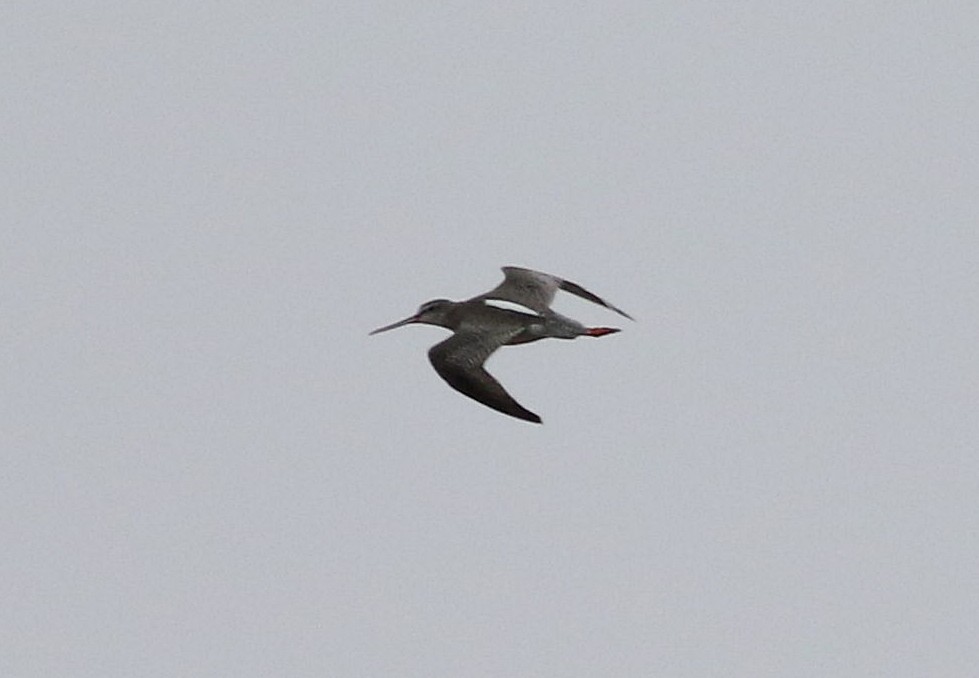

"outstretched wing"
[482,267,561,314]
[428,330,541,424]
[483,266,633,320]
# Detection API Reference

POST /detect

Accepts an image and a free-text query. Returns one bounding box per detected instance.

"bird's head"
[369,299,455,335]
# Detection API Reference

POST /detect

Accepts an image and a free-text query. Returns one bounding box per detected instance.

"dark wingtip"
[557,278,634,321]
[515,408,542,424]
[607,305,635,321]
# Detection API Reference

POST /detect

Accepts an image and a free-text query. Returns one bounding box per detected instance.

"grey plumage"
[370,266,633,423]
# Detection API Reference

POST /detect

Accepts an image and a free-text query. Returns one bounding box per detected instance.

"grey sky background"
[3,2,978,676]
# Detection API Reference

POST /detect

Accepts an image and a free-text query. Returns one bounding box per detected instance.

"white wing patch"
[482,299,543,316]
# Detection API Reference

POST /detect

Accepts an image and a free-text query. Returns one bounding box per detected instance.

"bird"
[369,266,633,424]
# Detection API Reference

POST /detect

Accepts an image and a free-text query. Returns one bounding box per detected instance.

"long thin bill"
[368,315,418,335]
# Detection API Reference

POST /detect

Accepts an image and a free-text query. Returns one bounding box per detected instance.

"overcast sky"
[3,2,978,676]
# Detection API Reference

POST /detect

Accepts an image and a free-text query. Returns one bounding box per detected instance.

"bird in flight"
[370,266,633,423]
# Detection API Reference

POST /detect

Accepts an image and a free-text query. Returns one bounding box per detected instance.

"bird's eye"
[419,299,447,314]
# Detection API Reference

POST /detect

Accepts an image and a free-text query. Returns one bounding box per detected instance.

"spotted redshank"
[369,266,633,423]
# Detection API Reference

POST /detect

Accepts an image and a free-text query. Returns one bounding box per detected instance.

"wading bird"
[370,266,633,423]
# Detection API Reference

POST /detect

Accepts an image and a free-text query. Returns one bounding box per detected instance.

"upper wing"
[428,330,542,424]
[482,267,560,314]
[483,266,633,320]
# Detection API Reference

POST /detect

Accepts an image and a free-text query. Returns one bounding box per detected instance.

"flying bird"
[369,266,633,424]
